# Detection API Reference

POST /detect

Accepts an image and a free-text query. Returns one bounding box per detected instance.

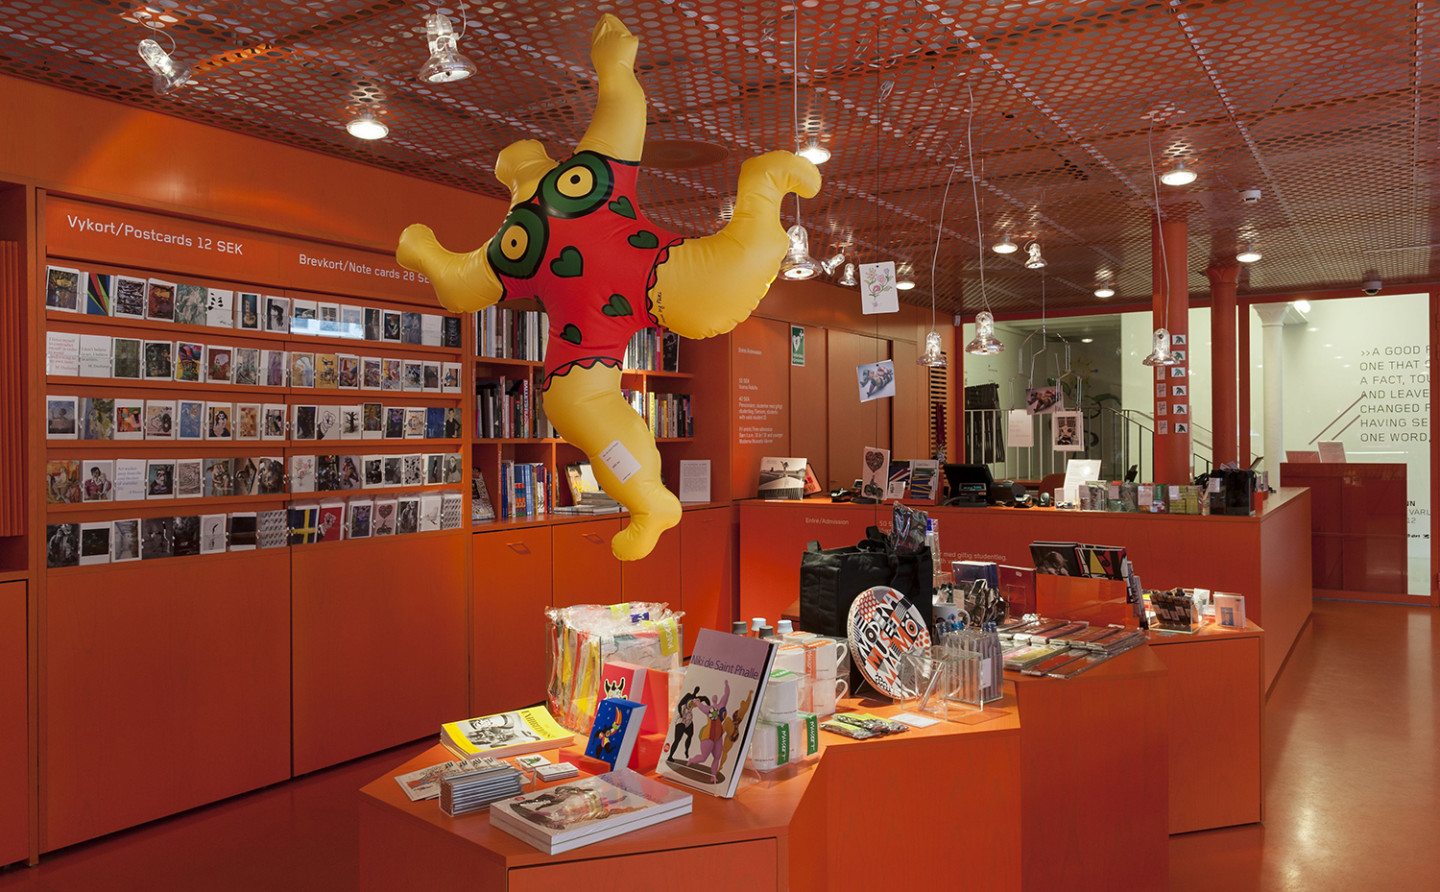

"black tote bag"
[798,526,935,639]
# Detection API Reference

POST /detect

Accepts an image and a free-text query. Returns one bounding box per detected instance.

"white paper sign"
[1061,459,1101,505]
[859,261,899,315]
[1006,409,1034,448]
[857,359,896,402]
[679,460,711,503]
[600,439,641,484]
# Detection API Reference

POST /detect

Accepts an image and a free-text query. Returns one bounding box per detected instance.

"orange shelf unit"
[41,554,292,852]
[470,526,553,718]
[0,580,26,868]
[551,518,624,609]
[359,699,1022,891]
[675,506,735,656]
[291,533,468,775]
[1007,645,1170,891]
[1147,621,1265,833]
[1281,462,1408,599]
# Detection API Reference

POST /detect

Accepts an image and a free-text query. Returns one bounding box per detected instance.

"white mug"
[762,669,802,720]
[810,677,849,716]
[774,644,807,676]
[805,638,849,679]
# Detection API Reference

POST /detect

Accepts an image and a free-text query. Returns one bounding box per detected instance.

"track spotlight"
[346,110,389,140]
[418,12,477,83]
[137,37,191,95]
[1160,159,1197,186]
[992,235,1018,255]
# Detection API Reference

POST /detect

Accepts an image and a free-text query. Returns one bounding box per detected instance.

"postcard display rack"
[33,196,470,852]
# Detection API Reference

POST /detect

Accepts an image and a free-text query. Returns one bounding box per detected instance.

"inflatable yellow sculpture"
[398,14,821,560]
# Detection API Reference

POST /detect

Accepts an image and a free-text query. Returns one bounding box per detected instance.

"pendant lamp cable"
[967,82,992,319]
[792,2,802,223]
[1147,115,1170,333]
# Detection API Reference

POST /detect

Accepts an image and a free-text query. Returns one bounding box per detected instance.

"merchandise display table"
[359,699,1023,891]
[1005,645,1170,891]
[740,488,1312,690]
[1146,620,1265,833]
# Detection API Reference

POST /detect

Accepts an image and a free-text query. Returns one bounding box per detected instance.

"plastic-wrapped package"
[545,602,684,733]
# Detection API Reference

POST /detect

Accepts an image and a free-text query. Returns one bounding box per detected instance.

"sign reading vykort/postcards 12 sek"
[44,196,435,304]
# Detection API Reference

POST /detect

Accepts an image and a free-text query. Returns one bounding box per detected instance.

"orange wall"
[0,74,505,253]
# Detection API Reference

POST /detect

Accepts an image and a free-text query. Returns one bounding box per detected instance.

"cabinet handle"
[583,533,604,545]
[507,542,531,554]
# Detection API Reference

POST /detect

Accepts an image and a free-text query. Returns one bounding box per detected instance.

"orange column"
[1208,265,1240,467]
[954,315,965,464]
[1152,216,1191,483]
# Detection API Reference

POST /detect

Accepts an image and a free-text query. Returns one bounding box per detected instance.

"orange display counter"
[1146,621,1265,833]
[0,580,26,868]
[740,488,1312,690]
[359,699,1024,891]
[1006,645,1170,890]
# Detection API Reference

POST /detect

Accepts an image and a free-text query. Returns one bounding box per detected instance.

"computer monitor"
[943,463,995,505]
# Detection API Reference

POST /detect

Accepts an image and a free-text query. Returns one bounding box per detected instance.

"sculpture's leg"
[396,224,504,314]
[543,365,681,561]
[576,14,646,163]
[648,151,821,338]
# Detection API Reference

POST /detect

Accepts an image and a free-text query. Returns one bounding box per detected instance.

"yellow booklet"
[440,706,574,760]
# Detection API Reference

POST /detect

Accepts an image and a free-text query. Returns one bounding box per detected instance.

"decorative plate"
[846,585,932,699]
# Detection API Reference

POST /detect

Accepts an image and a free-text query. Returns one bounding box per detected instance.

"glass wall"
[1247,293,1431,597]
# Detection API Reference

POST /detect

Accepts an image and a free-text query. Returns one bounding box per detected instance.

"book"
[585,698,647,771]
[1030,541,1084,576]
[656,628,775,798]
[599,661,669,735]
[439,706,574,761]
[393,755,509,803]
[471,469,495,522]
[908,459,941,503]
[1214,592,1247,630]
[488,769,692,855]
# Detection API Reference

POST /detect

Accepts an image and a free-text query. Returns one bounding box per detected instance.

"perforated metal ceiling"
[0,1,1433,315]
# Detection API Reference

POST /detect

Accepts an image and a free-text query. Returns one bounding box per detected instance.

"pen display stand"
[895,647,982,721]
[938,626,1004,703]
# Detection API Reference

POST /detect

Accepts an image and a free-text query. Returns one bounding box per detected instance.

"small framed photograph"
[1215,593,1246,630]
[265,296,291,333]
[1052,410,1083,453]
[146,460,177,498]
[235,403,261,440]
[235,292,262,330]
[46,395,79,439]
[175,459,203,498]
[144,400,176,439]
[262,404,288,440]
[176,399,205,440]
[142,341,174,380]
[113,276,148,319]
[206,345,233,383]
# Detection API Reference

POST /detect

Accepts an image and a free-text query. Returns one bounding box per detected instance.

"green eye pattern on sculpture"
[539,153,614,218]
[487,205,548,279]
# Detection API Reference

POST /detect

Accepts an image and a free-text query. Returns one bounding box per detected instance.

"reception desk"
[740,488,1311,691]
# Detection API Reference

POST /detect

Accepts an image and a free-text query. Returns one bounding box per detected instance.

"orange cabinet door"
[0,581,26,867]
[291,534,468,775]
[677,507,734,654]
[621,525,680,609]
[471,527,553,716]
[552,519,623,609]
[43,555,292,851]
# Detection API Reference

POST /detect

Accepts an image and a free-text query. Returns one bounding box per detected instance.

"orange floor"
[0,599,1434,891]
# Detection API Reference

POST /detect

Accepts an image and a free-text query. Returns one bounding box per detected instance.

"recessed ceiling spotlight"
[1236,246,1262,263]
[896,278,916,290]
[346,110,389,140]
[1094,286,1115,299]
[1081,337,1094,344]
[1160,159,1197,186]
[137,37,191,95]
[797,141,831,164]
[992,235,1018,255]
[418,12,477,83]
[1293,299,1311,313]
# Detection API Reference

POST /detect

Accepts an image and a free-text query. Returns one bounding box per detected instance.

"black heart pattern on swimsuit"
[601,294,633,317]
[627,230,659,250]
[559,323,583,345]
[550,246,584,277]
[608,196,636,219]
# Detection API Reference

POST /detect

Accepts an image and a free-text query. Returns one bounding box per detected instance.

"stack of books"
[439,762,525,816]
[489,769,692,854]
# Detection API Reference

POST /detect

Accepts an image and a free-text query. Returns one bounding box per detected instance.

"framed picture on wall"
[1053,410,1083,452]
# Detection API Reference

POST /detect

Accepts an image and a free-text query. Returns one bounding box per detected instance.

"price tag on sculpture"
[600,439,641,484]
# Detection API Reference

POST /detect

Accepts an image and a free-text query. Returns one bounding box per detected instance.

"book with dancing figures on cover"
[489,768,692,855]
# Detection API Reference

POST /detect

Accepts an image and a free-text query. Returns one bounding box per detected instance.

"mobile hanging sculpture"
[398,15,821,560]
